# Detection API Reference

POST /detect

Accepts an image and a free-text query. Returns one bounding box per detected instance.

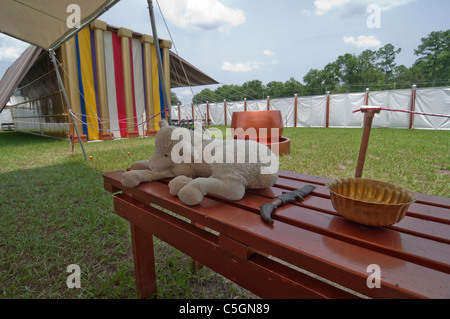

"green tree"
[358,49,381,88]
[284,77,303,97]
[192,88,215,104]
[303,68,325,95]
[170,91,181,106]
[394,64,425,89]
[376,44,402,89]
[266,81,285,98]
[414,29,450,86]
[241,80,265,100]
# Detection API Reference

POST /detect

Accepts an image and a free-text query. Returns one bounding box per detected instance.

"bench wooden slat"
[273,177,450,223]
[103,171,450,299]
[249,185,450,244]
[278,170,450,209]
[223,191,450,274]
[114,193,358,299]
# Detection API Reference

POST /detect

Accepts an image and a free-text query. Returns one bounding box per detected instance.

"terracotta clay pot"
[230,110,290,155]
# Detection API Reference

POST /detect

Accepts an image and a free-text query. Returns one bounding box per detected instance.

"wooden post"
[294,94,298,128]
[325,91,330,128]
[118,27,138,138]
[244,98,247,112]
[224,99,227,126]
[191,103,194,121]
[409,84,417,130]
[365,88,370,106]
[267,96,270,111]
[355,107,381,178]
[206,101,210,126]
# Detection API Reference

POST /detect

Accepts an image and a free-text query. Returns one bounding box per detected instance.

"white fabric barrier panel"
[329,93,365,128]
[297,95,327,127]
[225,101,245,125]
[209,102,224,125]
[415,88,450,130]
[270,97,295,127]
[386,89,412,129]
[176,87,449,130]
[195,103,207,122]
[0,108,13,124]
[247,99,267,111]
[368,91,390,128]
[171,104,178,121]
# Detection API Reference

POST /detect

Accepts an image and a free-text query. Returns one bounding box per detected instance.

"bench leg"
[130,224,157,298]
[190,220,205,271]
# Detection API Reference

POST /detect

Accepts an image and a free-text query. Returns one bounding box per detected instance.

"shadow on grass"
[0,161,137,298]
[0,131,65,147]
[0,160,255,299]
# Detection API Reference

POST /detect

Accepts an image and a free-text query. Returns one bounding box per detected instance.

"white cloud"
[343,35,381,48]
[301,9,312,17]
[0,34,28,62]
[158,0,245,31]
[222,61,262,72]
[314,0,414,16]
[315,0,350,16]
[263,49,275,56]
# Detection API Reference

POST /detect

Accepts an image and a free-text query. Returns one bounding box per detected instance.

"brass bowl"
[326,178,417,226]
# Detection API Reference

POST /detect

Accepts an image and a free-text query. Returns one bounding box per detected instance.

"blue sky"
[1,0,449,104]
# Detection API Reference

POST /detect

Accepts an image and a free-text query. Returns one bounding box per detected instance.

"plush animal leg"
[129,160,150,170]
[121,169,175,188]
[168,176,193,196]
[177,177,246,206]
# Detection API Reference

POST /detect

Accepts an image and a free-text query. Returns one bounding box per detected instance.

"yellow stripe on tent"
[150,43,162,130]
[78,27,99,140]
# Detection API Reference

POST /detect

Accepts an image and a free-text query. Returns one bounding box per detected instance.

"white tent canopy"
[0,0,119,50]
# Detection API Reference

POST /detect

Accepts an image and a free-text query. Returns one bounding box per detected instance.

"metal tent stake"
[355,107,381,178]
[49,50,89,163]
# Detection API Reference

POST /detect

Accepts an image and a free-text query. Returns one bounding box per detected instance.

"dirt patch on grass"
[438,169,450,176]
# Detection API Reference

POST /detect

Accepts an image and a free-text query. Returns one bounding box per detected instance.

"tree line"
[185,29,449,105]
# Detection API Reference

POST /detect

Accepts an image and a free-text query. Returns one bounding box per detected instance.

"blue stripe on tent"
[90,28,101,129]
[75,34,88,136]
[159,49,165,119]
[141,44,148,118]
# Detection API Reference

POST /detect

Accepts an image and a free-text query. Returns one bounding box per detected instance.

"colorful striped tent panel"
[151,43,165,131]
[73,25,167,140]
[75,28,100,140]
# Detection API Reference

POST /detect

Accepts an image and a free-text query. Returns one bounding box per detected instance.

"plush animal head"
[148,120,202,171]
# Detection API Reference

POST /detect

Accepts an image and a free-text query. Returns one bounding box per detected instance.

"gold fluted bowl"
[326,178,417,226]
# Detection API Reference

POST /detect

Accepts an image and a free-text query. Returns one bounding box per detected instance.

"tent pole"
[147,0,171,125]
[49,50,89,162]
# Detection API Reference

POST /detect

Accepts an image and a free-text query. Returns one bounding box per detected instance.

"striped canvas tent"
[2,20,217,141]
[61,20,183,140]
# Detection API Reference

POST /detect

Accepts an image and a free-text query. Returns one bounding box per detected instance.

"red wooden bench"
[103,170,450,299]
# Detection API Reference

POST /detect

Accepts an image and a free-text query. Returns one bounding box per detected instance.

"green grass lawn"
[0,127,448,299]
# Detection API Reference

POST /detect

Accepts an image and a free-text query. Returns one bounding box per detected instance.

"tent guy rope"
[353,107,450,118]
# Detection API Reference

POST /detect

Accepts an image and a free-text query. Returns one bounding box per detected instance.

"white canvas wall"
[414,87,450,130]
[175,87,449,130]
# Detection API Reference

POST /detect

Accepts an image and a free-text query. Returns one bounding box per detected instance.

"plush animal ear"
[159,120,169,128]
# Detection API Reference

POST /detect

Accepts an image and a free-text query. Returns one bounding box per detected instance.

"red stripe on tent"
[112,32,127,138]
[129,38,138,132]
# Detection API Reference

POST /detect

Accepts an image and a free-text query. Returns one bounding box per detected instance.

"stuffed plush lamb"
[121,120,278,206]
